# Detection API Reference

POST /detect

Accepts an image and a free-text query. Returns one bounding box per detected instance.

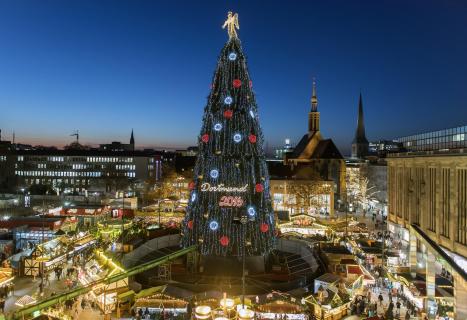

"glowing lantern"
[195,306,211,319]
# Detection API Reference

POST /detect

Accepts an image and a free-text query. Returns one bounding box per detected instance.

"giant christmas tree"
[182,13,275,257]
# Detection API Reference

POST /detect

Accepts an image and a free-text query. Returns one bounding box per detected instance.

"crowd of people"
[131,306,185,320]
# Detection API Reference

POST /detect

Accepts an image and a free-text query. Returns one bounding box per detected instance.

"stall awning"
[15,295,37,307]
[135,285,166,299]
[118,290,135,302]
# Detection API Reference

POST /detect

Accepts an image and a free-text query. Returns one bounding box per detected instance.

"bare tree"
[146,163,190,202]
[353,177,379,211]
[288,182,333,215]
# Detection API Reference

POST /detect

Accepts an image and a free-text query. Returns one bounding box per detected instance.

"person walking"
[378,293,384,305]
[405,309,411,320]
[396,300,401,318]
[0,297,5,314]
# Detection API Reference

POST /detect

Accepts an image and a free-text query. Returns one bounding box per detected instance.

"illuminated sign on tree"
[200,183,248,193]
[219,196,244,207]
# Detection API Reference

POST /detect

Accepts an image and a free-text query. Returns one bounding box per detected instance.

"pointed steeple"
[353,93,368,143]
[130,129,135,150]
[311,78,318,112]
[308,78,320,136]
[351,93,369,158]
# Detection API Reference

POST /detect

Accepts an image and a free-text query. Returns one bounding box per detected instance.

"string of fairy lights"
[181,38,275,256]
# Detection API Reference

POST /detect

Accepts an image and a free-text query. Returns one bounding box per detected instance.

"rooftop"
[387,148,467,158]
[321,245,351,255]
[315,272,341,283]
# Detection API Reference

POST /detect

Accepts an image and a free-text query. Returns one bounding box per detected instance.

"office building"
[274,139,294,160]
[387,149,467,318]
[395,125,467,152]
[11,149,163,193]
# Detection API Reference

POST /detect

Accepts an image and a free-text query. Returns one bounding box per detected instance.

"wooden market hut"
[134,285,189,314]
[255,292,308,319]
[305,288,350,320]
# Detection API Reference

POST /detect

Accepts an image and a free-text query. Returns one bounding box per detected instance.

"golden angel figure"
[222,11,239,39]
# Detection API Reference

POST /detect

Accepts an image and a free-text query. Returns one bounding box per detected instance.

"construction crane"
[70,130,79,143]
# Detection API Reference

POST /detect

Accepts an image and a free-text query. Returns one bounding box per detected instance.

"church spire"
[351,93,369,158]
[308,78,320,136]
[130,129,135,150]
[354,93,367,142]
[311,78,318,112]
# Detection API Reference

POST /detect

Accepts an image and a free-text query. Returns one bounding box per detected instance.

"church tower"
[130,129,135,151]
[308,79,320,137]
[351,93,369,158]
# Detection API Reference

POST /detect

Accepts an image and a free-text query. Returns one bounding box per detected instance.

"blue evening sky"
[0,0,467,155]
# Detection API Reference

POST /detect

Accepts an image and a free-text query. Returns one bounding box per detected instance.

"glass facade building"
[0,149,164,193]
[396,125,467,152]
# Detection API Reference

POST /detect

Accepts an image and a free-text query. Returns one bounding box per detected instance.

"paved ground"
[3,276,67,314]
[369,286,413,319]
[66,295,104,320]
[2,260,105,319]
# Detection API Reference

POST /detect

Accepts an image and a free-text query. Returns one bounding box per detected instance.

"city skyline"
[1,1,467,154]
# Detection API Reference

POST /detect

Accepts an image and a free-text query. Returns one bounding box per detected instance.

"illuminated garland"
[181,37,276,256]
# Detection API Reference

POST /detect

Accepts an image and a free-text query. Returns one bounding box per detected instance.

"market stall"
[256,298,308,319]
[279,221,330,238]
[134,292,188,316]
[92,250,128,314]
[305,288,350,320]
[97,219,133,241]
[0,266,14,299]
[23,236,68,276]
[314,273,342,293]
[22,232,96,277]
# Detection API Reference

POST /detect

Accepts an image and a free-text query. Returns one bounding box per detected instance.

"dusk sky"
[1,1,467,155]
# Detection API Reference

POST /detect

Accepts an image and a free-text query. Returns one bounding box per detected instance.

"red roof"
[340,258,357,265]
[347,265,363,275]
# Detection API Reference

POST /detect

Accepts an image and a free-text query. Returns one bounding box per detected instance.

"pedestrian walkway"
[3,275,67,315]
[65,295,103,320]
[337,209,421,319]
[368,286,414,319]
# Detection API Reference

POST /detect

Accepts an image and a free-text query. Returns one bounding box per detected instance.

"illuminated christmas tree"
[181,13,275,256]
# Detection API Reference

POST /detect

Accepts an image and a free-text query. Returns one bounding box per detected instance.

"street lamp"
[241,215,247,308]
[158,199,162,227]
[121,190,125,251]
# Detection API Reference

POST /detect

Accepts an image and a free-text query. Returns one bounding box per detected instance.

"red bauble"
[255,183,264,193]
[249,80,253,87]
[248,134,257,143]
[201,134,209,143]
[233,79,242,88]
[224,109,233,119]
[260,223,269,233]
[187,220,193,229]
[220,236,229,247]
[188,181,196,190]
